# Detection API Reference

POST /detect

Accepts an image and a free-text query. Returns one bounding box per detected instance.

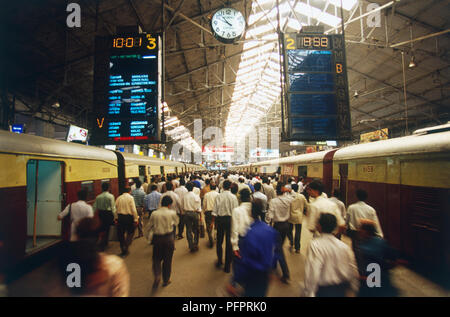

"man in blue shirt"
[192,176,202,190]
[357,220,399,297]
[144,185,162,218]
[232,200,279,297]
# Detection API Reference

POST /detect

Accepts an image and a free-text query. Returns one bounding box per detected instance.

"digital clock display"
[111,34,157,50]
[282,33,351,141]
[285,35,332,50]
[91,33,163,145]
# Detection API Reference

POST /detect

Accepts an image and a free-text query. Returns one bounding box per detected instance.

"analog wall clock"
[211,8,245,44]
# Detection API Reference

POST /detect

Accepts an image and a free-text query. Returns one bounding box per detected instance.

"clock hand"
[221,17,232,26]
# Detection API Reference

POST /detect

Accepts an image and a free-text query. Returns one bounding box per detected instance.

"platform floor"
[7,228,450,297]
[6,215,450,297]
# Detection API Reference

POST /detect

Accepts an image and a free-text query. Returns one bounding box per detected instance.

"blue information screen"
[91,34,162,145]
[283,33,351,141]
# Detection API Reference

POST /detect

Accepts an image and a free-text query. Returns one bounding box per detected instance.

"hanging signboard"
[91,33,163,145]
[282,32,352,141]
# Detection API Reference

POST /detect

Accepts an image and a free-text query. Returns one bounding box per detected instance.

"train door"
[160,166,164,177]
[339,164,348,205]
[139,166,146,183]
[400,161,446,268]
[297,166,307,180]
[26,160,63,253]
[323,150,338,196]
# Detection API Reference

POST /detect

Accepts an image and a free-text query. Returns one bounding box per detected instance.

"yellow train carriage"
[333,129,450,269]
[119,152,184,189]
[0,130,118,271]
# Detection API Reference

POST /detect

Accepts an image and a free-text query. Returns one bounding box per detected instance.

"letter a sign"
[66,263,81,288]
[366,263,381,288]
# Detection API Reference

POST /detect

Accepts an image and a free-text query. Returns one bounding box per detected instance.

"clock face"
[211,8,245,43]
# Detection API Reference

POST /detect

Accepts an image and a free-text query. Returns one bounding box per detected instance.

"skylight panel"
[328,0,358,11]
[295,2,341,27]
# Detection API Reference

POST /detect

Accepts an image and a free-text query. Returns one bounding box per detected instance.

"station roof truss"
[2,0,449,151]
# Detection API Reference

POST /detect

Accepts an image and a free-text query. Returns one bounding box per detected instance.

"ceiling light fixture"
[408,55,417,68]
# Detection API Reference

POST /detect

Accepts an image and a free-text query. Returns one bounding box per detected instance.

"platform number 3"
[146,35,157,50]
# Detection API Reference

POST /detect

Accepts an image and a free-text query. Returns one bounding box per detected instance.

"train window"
[298,166,307,178]
[139,166,146,183]
[101,179,110,188]
[81,181,95,202]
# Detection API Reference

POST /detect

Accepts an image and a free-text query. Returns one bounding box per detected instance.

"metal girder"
[169,82,234,97]
[81,0,114,35]
[166,0,187,28]
[393,4,450,39]
[127,0,147,31]
[349,66,449,111]
[167,49,245,82]
[325,1,395,34]
[390,29,450,48]
[164,3,212,35]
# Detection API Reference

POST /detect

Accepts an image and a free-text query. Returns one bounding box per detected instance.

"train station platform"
[6,216,450,298]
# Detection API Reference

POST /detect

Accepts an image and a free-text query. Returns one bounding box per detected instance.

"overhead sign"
[360,128,389,143]
[202,146,234,154]
[67,124,88,143]
[91,33,163,145]
[11,124,24,134]
[282,32,352,141]
[250,148,280,158]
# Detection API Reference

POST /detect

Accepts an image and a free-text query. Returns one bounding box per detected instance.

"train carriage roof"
[334,131,450,160]
[253,150,331,167]
[0,130,117,161]
[120,152,184,167]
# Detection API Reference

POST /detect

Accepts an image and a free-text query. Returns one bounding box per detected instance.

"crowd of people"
[56,171,399,297]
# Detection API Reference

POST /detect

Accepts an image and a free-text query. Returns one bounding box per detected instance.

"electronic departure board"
[91,33,163,145]
[282,33,351,141]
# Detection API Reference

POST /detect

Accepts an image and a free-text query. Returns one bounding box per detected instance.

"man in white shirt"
[157,176,166,193]
[329,189,347,240]
[287,183,307,253]
[203,184,220,248]
[285,178,293,190]
[297,177,305,194]
[115,187,139,256]
[347,189,383,238]
[237,177,250,197]
[252,182,268,215]
[231,189,253,254]
[212,180,239,273]
[147,195,179,289]
[160,182,182,238]
[172,177,180,189]
[304,213,359,297]
[174,178,188,239]
[261,178,276,202]
[182,182,202,252]
[306,180,345,236]
[58,189,93,241]
[267,183,293,284]
[347,189,384,272]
